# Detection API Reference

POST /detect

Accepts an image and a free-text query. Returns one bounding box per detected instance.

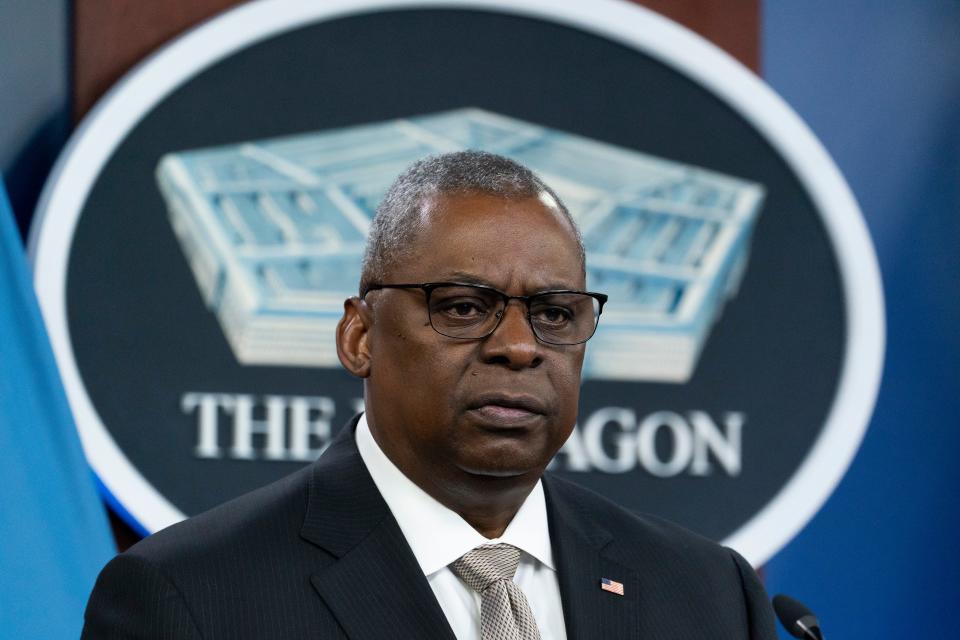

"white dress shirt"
[355,414,568,640]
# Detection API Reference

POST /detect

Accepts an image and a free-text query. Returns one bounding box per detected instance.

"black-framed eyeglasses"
[361,282,608,345]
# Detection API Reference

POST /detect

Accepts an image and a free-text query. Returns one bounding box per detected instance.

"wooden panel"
[73,0,246,120]
[74,0,760,120]
[632,0,760,71]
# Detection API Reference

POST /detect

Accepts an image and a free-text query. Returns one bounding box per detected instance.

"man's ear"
[336,296,372,378]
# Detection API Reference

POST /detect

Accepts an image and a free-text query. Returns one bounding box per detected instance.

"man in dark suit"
[83,151,777,639]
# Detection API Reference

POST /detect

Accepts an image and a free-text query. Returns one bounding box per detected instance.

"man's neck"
[443,475,541,539]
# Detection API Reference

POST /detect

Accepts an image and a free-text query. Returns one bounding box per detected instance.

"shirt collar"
[355,413,555,576]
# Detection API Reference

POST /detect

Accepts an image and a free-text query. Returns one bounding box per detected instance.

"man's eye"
[436,299,488,317]
[533,306,573,325]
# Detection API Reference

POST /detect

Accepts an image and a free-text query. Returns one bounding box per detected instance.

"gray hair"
[360,150,584,294]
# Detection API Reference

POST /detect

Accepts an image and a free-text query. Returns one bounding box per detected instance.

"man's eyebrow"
[442,271,494,286]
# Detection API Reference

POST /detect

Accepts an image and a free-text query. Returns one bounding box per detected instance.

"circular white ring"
[29,0,885,564]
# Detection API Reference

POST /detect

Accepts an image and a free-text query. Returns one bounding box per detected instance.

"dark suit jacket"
[83,415,777,639]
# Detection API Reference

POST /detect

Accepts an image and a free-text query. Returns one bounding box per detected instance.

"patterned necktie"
[450,543,543,640]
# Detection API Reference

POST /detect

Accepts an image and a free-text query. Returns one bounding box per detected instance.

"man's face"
[362,191,586,489]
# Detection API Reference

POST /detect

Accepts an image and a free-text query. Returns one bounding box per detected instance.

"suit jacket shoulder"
[82,464,342,639]
[127,463,315,566]
[543,472,778,639]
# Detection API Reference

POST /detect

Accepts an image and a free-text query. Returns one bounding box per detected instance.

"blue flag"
[0,176,115,637]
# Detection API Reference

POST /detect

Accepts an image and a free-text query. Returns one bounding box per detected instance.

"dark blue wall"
[762,3,960,637]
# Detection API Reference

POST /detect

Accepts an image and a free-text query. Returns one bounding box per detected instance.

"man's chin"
[455,450,549,480]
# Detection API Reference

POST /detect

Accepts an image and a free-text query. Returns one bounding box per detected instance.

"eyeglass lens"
[426,285,600,344]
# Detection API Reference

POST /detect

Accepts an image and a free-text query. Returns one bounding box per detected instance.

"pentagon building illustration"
[156,108,764,383]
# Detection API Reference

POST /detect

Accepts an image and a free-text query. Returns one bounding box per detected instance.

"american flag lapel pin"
[600,577,624,596]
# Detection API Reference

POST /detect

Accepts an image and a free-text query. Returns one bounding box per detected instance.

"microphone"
[772,594,824,640]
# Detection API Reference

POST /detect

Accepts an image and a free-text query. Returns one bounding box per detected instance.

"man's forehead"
[393,191,585,290]
[418,190,574,233]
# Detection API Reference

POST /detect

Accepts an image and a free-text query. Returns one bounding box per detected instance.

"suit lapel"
[301,416,456,640]
[544,475,639,640]
[309,520,457,640]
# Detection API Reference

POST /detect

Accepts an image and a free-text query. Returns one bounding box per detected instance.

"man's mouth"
[466,393,547,426]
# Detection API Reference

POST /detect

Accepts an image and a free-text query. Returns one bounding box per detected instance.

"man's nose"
[478,301,543,369]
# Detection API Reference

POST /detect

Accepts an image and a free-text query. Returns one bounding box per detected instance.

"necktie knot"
[449,543,541,640]
[451,543,522,593]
